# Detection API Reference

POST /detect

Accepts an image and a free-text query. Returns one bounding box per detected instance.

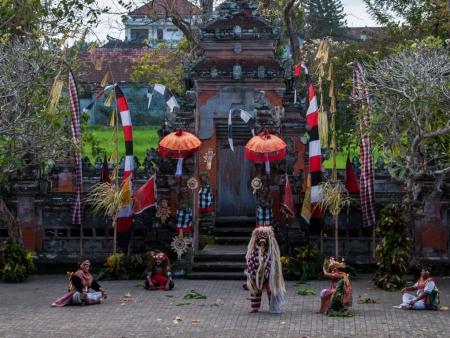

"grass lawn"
[85,126,159,162]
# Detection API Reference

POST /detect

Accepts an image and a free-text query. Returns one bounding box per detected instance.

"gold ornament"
[156,200,171,224]
[203,149,215,170]
[251,177,263,194]
[187,177,199,190]
[170,233,192,259]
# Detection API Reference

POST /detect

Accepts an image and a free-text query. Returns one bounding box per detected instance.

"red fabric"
[308,83,316,102]
[133,176,157,214]
[345,156,359,193]
[122,125,133,142]
[294,64,301,77]
[244,148,286,163]
[177,226,193,234]
[309,155,322,172]
[158,146,198,159]
[199,205,214,214]
[151,273,169,290]
[282,174,295,218]
[116,95,128,112]
[116,216,133,232]
[306,111,318,129]
[311,203,322,218]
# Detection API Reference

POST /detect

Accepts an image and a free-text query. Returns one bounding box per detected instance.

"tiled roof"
[129,0,201,18]
[75,49,170,83]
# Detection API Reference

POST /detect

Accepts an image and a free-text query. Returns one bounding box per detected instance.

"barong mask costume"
[145,251,174,291]
[245,226,285,313]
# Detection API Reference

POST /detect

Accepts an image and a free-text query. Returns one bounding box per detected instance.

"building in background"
[124,0,200,48]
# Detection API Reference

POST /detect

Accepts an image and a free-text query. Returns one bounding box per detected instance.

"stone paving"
[0,275,449,338]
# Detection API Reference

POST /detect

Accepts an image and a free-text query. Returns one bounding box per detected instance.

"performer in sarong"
[398,267,440,310]
[245,226,285,313]
[318,257,352,314]
[52,259,106,307]
[144,251,174,291]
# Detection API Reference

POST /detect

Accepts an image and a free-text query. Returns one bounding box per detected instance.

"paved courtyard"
[0,274,449,338]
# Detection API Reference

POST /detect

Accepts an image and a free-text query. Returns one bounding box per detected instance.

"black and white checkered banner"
[256,206,272,227]
[228,108,255,151]
[147,84,180,113]
[176,209,193,234]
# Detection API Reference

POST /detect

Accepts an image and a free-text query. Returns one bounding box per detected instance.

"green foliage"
[183,290,207,299]
[296,287,317,296]
[104,253,125,279]
[327,309,354,317]
[373,204,412,290]
[281,245,323,281]
[0,241,35,283]
[364,0,450,40]
[0,0,109,42]
[99,252,154,280]
[131,39,192,94]
[304,0,347,38]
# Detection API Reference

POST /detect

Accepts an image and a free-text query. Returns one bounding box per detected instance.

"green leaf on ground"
[176,302,191,306]
[327,309,354,317]
[183,290,207,299]
[296,288,317,296]
[357,294,378,304]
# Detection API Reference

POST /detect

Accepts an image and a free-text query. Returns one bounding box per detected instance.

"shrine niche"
[155,0,308,247]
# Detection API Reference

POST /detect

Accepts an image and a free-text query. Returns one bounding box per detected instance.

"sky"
[89,0,378,43]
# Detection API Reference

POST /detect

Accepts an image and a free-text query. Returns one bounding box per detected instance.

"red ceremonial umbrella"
[158,130,201,176]
[245,130,286,174]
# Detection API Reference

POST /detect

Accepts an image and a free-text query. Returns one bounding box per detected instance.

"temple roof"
[203,0,273,32]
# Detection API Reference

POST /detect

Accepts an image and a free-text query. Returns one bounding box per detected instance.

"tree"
[131,39,191,94]
[0,0,108,41]
[365,44,450,223]
[0,38,69,243]
[304,0,347,38]
[364,0,450,39]
[0,1,112,244]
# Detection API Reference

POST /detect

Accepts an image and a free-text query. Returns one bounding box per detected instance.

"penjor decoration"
[244,226,286,314]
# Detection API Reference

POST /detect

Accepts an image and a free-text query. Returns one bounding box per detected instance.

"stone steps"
[186,244,247,280]
[185,271,246,280]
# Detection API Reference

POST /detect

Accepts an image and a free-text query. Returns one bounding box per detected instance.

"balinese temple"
[2,0,448,275]
[157,0,307,277]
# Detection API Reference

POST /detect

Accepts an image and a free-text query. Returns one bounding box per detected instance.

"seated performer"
[318,257,352,314]
[398,267,440,310]
[245,226,285,313]
[52,258,106,307]
[144,251,174,291]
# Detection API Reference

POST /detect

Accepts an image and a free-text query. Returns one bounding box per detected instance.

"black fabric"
[125,141,133,156]
[310,171,322,186]
[309,125,319,141]
[70,274,101,292]
[70,274,84,292]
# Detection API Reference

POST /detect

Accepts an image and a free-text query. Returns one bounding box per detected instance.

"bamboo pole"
[335,215,339,257]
